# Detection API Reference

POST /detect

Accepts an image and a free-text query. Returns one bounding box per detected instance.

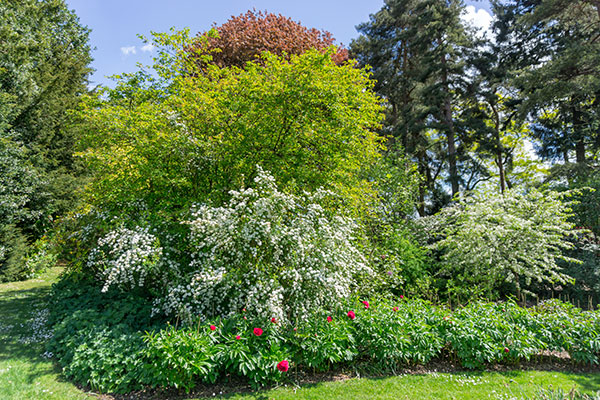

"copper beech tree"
[191,10,349,68]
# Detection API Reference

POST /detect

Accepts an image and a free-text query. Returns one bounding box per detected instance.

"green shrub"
[144,327,219,391]
[559,232,600,307]
[294,310,358,371]
[0,225,29,282]
[368,227,435,299]
[46,274,162,393]
[62,327,148,393]
[440,302,543,368]
[353,298,443,368]
[47,275,600,394]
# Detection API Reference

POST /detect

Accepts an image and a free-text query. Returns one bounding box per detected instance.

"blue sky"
[65,0,492,88]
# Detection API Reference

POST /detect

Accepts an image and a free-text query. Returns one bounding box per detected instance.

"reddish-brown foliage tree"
[193,10,349,67]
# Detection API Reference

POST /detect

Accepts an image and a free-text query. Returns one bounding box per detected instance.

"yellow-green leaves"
[77,30,384,217]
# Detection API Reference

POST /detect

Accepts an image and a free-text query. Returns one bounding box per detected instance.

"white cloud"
[461,5,493,38]
[120,46,136,56]
[141,43,155,53]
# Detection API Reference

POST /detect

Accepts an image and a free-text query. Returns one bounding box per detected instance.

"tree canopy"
[76,30,384,217]
[0,0,92,280]
[190,10,348,68]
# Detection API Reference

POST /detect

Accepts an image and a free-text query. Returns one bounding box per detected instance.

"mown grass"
[0,268,599,400]
[205,371,600,400]
[0,267,92,400]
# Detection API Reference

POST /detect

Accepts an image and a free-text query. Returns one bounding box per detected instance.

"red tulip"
[210,325,216,331]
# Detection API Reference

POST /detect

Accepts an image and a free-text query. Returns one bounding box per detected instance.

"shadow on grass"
[109,367,600,400]
[572,373,600,393]
[0,284,64,385]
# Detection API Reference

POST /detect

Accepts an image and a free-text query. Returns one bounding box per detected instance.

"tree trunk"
[417,150,427,216]
[441,53,459,196]
[573,104,586,163]
[418,180,426,217]
[491,103,506,194]
[576,139,586,163]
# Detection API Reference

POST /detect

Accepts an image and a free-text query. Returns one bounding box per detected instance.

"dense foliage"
[0,0,92,280]
[351,0,476,213]
[76,30,383,216]
[47,277,600,393]
[6,0,600,395]
[192,10,348,68]
[159,168,370,324]
[427,188,579,299]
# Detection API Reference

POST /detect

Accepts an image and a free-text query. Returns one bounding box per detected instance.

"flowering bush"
[424,188,579,299]
[87,226,163,293]
[47,274,600,394]
[158,167,371,323]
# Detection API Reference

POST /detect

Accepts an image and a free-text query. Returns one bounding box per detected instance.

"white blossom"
[157,167,371,324]
[88,226,163,292]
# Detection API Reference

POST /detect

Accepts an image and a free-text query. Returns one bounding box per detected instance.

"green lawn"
[211,371,600,400]
[1,269,599,400]
[0,268,92,400]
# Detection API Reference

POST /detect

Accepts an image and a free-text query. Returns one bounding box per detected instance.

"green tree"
[351,0,475,215]
[492,0,600,168]
[0,0,92,279]
[0,133,42,281]
[76,30,384,218]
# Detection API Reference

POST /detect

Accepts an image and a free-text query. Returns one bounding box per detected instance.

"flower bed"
[46,279,600,394]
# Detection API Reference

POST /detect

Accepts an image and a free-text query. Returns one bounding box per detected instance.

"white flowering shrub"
[88,226,163,292]
[158,167,370,324]
[429,188,579,298]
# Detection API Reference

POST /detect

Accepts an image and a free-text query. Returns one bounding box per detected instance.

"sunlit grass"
[207,371,600,400]
[0,268,92,400]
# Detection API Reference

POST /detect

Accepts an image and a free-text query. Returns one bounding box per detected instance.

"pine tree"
[492,0,600,168]
[351,0,474,214]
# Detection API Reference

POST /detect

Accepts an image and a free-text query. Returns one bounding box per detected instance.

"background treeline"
[0,0,91,280]
[1,0,599,306]
[350,0,600,304]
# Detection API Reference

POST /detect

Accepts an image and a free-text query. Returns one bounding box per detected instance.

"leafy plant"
[159,167,371,324]
[294,311,357,371]
[144,327,219,391]
[430,188,579,299]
